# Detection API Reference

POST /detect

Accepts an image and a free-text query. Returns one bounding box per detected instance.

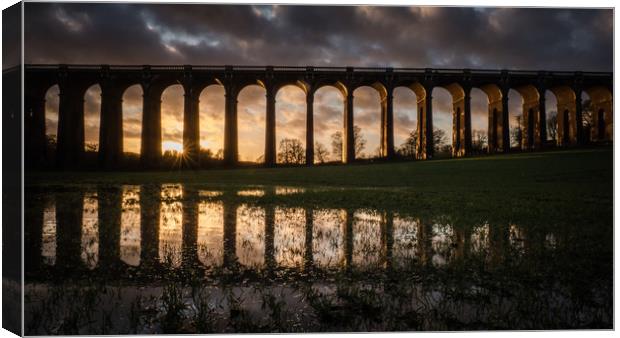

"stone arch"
[506,89,525,149]
[352,85,382,158]
[431,83,468,157]
[584,86,612,142]
[44,84,60,144]
[514,84,541,150]
[392,86,418,158]
[274,80,310,97]
[408,82,429,159]
[313,85,345,163]
[237,84,266,163]
[159,84,185,160]
[198,84,226,161]
[275,84,307,164]
[121,84,143,156]
[548,86,577,146]
[479,84,505,153]
[469,87,490,154]
[83,84,102,155]
[314,80,348,98]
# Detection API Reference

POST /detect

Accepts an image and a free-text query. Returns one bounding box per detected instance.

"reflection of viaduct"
[27,187,537,276]
[24,65,613,168]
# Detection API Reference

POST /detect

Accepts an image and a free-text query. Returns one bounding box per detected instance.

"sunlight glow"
[162,141,183,153]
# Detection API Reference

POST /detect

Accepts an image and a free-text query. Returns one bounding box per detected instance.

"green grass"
[27,147,612,189]
[27,147,613,221]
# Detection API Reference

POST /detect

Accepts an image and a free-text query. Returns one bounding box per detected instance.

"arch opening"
[584,86,612,142]
[275,85,307,165]
[353,86,381,159]
[237,85,266,163]
[44,84,60,162]
[470,88,488,154]
[507,89,525,149]
[160,84,185,166]
[122,85,143,162]
[393,86,418,159]
[198,84,226,164]
[83,84,101,152]
[314,86,345,163]
[431,86,453,157]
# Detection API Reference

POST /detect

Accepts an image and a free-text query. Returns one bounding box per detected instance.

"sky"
[26,3,613,161]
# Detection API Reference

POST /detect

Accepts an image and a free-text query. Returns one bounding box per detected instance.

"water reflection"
[274,207,306,268]
[312,209,345,269]
[197,201,224,267]
[275,186,305,195]
[392,215,418,269]
[352,211,384,269]
[237,189,265,197]
[120,186,141,266]
[236,204,265,268]
[159,184,183,267]
[28,185,561,274]
[81,192,99,269]
[41,197,56,266]
[470,223,490,254]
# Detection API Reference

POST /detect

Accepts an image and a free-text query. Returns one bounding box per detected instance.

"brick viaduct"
[22,64,613,169]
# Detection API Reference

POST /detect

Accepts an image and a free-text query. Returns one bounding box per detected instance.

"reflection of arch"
[585,86,612,142]
[548,86,577,146]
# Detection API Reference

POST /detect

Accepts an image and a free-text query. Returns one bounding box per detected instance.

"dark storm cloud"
[25,3,612,71]
[28,3,612,158]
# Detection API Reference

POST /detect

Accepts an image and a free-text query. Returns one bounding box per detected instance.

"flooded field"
[24,182,612,333]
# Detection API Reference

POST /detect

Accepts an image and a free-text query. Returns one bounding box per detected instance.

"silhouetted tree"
[398,129,418,158]
[330,125,366,160]
[331,132,343,160]
[277,138,305,164]
[511,115,523,147]
[46,134,57,151]
[314,142,329,163]
[433,128,447,154]
[214,149,224,160]
[581,99,593,142]
[85,142,98,152]
[472,129,488,153]
[547,111,558,142]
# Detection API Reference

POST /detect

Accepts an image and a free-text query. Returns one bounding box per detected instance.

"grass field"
[27,147,613,219]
